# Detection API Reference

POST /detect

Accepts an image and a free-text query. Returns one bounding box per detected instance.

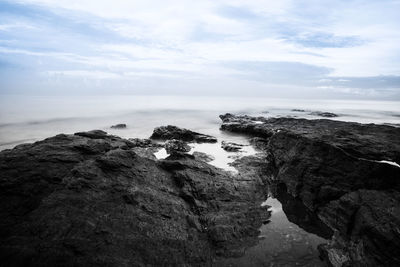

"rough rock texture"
[165,139,191,154]
[221,141,245,152]
[128,138,162,148]
[127,138,163,160]
[220,113,400,266]
[220,113,400,163]
[192,152,215,163]
[0,130,269,266]
[150,125,217,143]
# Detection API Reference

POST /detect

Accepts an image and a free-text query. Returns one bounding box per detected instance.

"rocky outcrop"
[221,141,244,152]
[110,123,127,129]
[192,152,215,162]
[220,113,400,266]
[318,190,400,267]
[165,139,191,154]
[0,130,268,266]
[150,125,217,143]
[309,111,338,117]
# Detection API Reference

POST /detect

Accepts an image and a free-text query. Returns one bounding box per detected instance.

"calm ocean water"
[1,95,399,151]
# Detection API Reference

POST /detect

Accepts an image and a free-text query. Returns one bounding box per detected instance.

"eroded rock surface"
[0,130,268,266]
[220,113,400,267]
[165,139,191,154]
[192,151,215,162]
[221,141,245,152]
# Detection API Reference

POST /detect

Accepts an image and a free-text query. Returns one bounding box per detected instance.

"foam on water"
[378,160,400,168]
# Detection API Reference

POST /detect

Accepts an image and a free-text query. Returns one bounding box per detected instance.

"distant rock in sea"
[309,111,338,117]
[110,123,127,129]
[150,125,217,143]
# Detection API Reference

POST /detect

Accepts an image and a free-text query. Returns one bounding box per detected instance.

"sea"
[1,95,399,152]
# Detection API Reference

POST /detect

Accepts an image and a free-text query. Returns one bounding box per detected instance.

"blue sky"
[0,0,399,99]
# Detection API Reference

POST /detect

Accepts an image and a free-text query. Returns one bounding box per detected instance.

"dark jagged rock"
[74,129,109,139]
[0,130,269,266]
[127,138,163,160]
[292,109,306,112]
[272,183,334,240]
[165,139,191,154]
[317,189,400,267]
[221,141,245,152]
[220,113,400,266]
[192,151,215,162]
[220,114,400,163]
[249,137,269,151]
[309,111,338,117]
[220,113,267,124]
[110,123,127,129]
[128,138,163,148]
[150,125,217,143]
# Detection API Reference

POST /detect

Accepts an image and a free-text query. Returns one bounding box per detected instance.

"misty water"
[1,95,399,151]
[1,95,399,265]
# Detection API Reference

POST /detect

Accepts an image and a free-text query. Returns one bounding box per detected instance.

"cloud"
[0,0,399,99]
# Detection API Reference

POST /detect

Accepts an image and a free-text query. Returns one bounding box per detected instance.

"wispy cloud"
[0,0,399,99]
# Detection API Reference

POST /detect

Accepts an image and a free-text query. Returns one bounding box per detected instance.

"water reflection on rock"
[215,184,332,266]
[273,183,334,240]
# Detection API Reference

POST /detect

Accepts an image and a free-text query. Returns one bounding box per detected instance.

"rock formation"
[1,115,399,266]
[165,139,191,154]
[221,141,245,152]
[220,113,400,266]
[110,123,127,129]
[150,125,217,143]
[0,129,268,266]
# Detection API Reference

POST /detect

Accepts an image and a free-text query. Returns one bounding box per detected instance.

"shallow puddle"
[215,187,332,267]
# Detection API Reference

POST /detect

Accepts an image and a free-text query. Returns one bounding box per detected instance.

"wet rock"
[309,111,338,117]
[192,151,215,162]
[220,113,400,163]
[318,190,400,267]
[74,129,108,139]
[110,123,127,129]
[150,125,217,143]
[220,113,400,266]
[221,141,245,152]
[165,139,191,154]
[249,137,269,151]
[220,113,268,124]
[0,130,268,266]
[128,138,164,160]
[128,138,162,148]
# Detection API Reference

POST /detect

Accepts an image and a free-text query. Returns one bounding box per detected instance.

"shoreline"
[0,114,399,266]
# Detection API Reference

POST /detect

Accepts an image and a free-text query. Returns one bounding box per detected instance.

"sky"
[0,0,400,99]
